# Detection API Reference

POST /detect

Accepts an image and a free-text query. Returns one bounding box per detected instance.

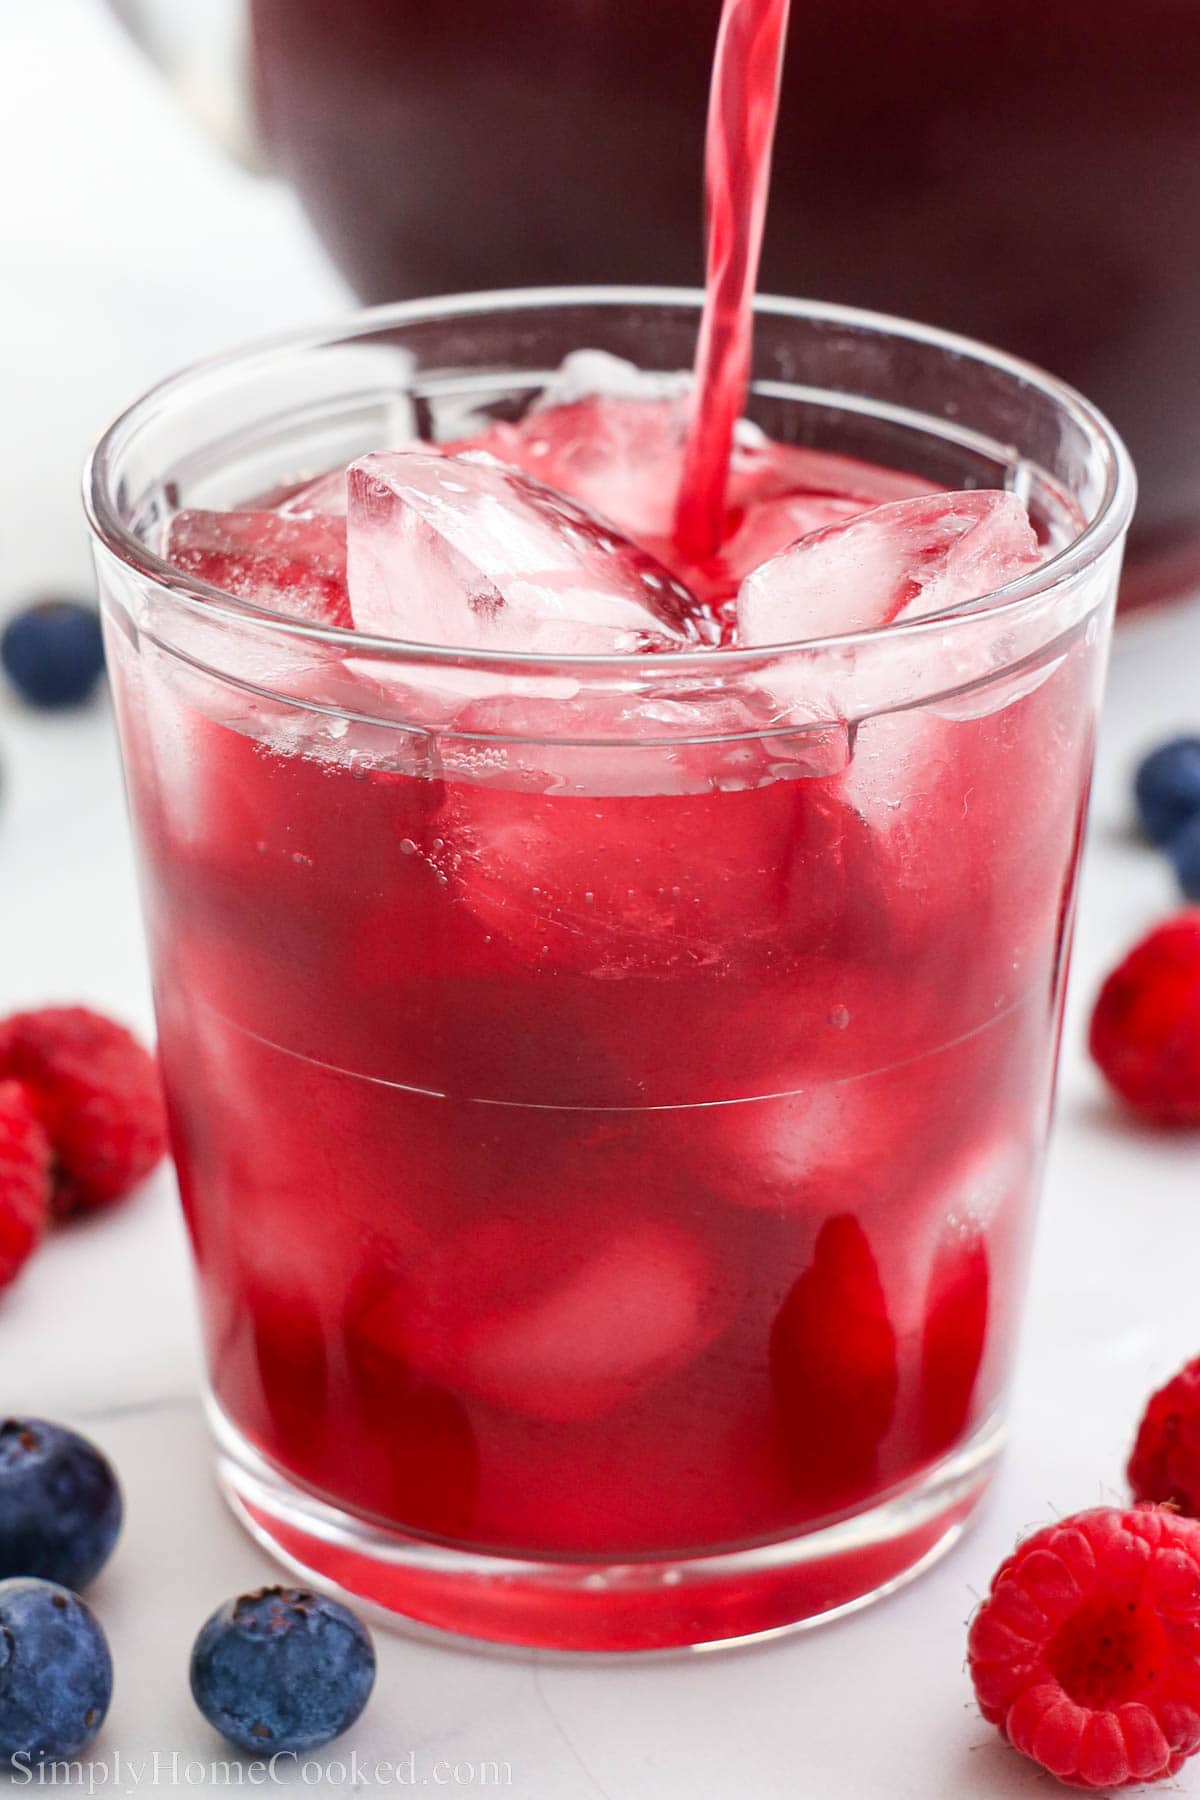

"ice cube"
[436,697,866,979]
[353,1216,715,1423]
[733,492,1050,1014]
[838,631,1095,1031]
[703,491,866,611]
[503,353,692,543]
[346,451,708,652]
[460,1224,710,1422]
[705,1087,853,1204]
[737,490,1042,645]
[682,989,1018,1210]
[509,357,931,544]
[688,1072,917,1214]
[275,469,350,517]
[166,509,352,628]
[453,401,874,578]
[440,360,941,616]
[447,396,688,548]
[676,434,938,613]
[440,682,847,795]
[929,1136,1030,1234]
[533,349,692,411]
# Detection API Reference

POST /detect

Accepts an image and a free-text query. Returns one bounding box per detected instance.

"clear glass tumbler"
[85,290,1133,1652]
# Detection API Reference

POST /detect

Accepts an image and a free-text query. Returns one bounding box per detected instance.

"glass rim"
[83,284,1137,672]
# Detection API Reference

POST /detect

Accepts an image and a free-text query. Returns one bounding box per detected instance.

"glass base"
[209,1399,1002,1654]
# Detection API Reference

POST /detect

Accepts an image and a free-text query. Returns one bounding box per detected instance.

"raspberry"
[769,1216,898,1499]
[0,1009,168,1217]
[1088,913,1200,1124]
[1129,1357,1200,1516]
[0,1083,50,1287]
[968,1506,1200,1788]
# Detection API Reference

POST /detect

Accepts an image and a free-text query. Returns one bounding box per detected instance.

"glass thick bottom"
[209,1397,1002,1654]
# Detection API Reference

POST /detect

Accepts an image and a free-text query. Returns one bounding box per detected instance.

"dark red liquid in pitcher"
[250,0,1198,604]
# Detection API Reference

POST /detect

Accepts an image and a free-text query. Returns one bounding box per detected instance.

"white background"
[2,3,1199,1794]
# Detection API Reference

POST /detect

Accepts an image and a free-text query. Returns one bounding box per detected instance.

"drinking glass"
[86,289,1133,1651]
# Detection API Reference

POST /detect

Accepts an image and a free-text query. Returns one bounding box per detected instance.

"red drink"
[139,584,1072,1555]
[139,576,1076,1556]
[90,0,1133,1649]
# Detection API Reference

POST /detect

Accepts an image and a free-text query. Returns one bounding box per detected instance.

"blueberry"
[190,1587,375,1754]
[0,1578,112,1763]
[1,600,105,708]
[1168,811,1200,901]
[1135,737,1200,845]
[0,1419,122,1590]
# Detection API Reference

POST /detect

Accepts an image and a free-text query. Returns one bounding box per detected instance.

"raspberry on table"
[1088,912,1200,1124]
[1129,1356,1200,1517]
[968,1505,1200,1789]
[0,1008,168,1216]
[0,1082,50,1288]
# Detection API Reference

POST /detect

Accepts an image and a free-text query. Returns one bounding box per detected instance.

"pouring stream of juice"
[675,0,793,560]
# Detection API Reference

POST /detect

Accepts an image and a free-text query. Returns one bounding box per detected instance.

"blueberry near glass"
[85,289,1131,1652]
[1135,738,1200,847]
[0,601,106,710]
[0,1579,113,1763]
[190,1587,375,1754]
[0,1419,122,1591]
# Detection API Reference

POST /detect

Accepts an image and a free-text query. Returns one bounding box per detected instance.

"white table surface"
[3,5,1200,1794]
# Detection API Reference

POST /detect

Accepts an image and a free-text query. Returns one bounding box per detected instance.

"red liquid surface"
[124,411,1101,1571]
[249,0,1198,605]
